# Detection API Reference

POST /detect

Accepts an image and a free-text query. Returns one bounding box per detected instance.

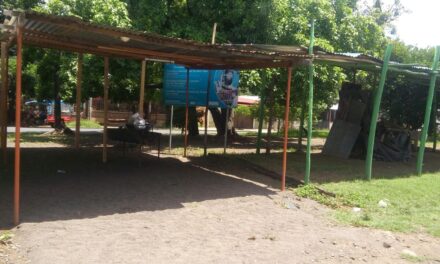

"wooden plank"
[1,42,8,161]
[74,53,83,149]
[103,57,109,163]
[139,60,146,117]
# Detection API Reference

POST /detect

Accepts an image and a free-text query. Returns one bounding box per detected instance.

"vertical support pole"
[1,42,8,163]
[184,68,189,157]
[223,108,230,154]
[203,23,217,157]
[256,88,265,154]
[281,67,292,191]
[103,57,109,163]
[203,71,212,157]
[432,91,438,152]
[14,22,23,226]
[304,20,315,185]
[139,60,146,117]
[365,44,393,180]
[74,53,83,149]
[169,105,174,153]
[417,46,440,175]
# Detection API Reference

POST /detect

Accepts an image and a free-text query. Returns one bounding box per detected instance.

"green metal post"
[365,44,393,180]
[416,46,440,175]
[304,20,315,185]
[256,88,266,154]
[432,91,437,152]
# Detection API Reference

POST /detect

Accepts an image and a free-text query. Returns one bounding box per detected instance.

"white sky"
[384,0,440,47]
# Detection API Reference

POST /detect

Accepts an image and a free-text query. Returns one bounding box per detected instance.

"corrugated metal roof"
[0,10,437,79]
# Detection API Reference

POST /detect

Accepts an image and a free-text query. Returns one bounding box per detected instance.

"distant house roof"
[238,95,260,105]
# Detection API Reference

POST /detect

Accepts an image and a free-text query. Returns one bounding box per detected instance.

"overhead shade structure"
[2,10,440,225]
[0,10,311,69]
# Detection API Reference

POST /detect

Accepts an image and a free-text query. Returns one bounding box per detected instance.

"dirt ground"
[1,145,440,263]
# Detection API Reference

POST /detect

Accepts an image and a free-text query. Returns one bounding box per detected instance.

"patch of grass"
[243,129,329,139]
[0,232,13,244]
[400,253,426,263]
[66,119,102,129]
[304,173,440,237]
[7,132,102,146]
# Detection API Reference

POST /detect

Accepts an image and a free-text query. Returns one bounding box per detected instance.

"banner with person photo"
[163,64,239,108]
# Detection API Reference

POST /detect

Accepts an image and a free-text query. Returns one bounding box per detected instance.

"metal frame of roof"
[2,10,436,78]
[1,10,439,226]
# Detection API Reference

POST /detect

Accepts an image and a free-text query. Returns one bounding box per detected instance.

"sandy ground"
[0,148,440,263]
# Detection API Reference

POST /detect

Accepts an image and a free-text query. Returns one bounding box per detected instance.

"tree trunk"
[209,107,237,136]
[188,106,199,136]
[265,85,275,154]
[209,108,224,135]
[53,54,63,130]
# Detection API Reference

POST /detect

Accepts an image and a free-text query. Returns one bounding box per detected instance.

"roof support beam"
[74,53,83,149]
[416,46,440,175]
[1,42,9,164]
[102,57,109,163]
[281,67,292,191]
[365,44,393,180]
[14,21,23,226]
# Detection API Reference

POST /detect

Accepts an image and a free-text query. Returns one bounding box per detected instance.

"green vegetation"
[0,232,13,244]
[244,129,329,139]
[295,173,440,237]
[66,119,102,129]
[7,132,102,146]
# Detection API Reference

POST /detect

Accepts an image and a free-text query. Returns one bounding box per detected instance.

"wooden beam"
[74,53,83,149]
[281,67,292,191]
[184,68,189,157]
[139,60,146,117]
[103,57,109,163]
[14,23,23,226]
[1,42,8,162]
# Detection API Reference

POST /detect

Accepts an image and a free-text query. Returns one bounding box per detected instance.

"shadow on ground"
[220,151,440,184]
[0,147,275,227]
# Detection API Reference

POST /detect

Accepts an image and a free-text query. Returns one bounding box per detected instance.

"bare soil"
[0,145,439,263]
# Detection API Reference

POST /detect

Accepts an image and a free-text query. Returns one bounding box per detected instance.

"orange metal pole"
[184,68,189,157]
[74,53,83,149]
[281,67,292,191]
[103,57,109,163]
[14,23,23,225]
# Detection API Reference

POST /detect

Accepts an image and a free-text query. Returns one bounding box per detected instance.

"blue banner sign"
[163,64,239,108]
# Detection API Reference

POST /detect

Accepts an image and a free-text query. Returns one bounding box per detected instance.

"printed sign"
[163,64,239,108]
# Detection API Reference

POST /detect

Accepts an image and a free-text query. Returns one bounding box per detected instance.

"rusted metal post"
[223,108,230,154]
[281,67,292,191]
[184,68,189,157]
[139,60,146,117]
[74,53,83,149]
[1,42,8,163]
[169,105,174,153]
[103,57,109,163]
[203,23,217,157]
[203,72,212,157]
[14,21,23,226]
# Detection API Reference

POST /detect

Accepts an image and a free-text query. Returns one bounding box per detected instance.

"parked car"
[45,101,75,127]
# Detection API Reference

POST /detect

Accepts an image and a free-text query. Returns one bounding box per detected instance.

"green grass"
[7,132,102,146]
[243,128,329,139]
[295,173,440,237]
[66,119,102,129]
